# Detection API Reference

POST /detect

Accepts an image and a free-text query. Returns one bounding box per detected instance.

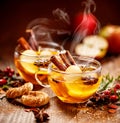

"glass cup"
[14,41,64,85]
[47,56,102,103]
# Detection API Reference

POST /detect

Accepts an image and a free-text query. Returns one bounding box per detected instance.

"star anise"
[30,108,49,122]
[34,59,50,67]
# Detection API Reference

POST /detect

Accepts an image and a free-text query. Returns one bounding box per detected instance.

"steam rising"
[26,9,71,50]
[70,0,100,54]
[26,1,100,57]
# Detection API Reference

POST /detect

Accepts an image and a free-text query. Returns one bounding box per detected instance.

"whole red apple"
[99,25,120,54]
[73,12,99,35]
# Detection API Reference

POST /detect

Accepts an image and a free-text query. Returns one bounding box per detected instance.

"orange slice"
[20,50,38,74]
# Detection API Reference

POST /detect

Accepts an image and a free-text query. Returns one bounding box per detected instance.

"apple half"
[75,35,108,59]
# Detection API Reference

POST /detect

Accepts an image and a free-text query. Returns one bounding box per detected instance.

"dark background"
[0,0,120,63]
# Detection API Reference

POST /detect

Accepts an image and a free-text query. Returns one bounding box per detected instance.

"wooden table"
[0,0,120,122]
[0,51,120,123]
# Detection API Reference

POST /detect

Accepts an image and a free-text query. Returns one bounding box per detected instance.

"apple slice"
[21,50,37,62]
[20,50,38,74]
[75,35,108,59]
[65,65,82,73]
[40,50,53,56]
[64,65,82,81]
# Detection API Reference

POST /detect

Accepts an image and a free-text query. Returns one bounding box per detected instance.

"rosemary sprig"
[115,75,120,81]
[98,74,114,92]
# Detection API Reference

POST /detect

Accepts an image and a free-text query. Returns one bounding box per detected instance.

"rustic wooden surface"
[0,1,120,122]
[0,52,120,123]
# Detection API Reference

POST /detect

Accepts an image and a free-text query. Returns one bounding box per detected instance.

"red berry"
[6,66,11,72]
[8,72,13,77]
[10,68,14,74]
[110,95,118,102]
[104,90,111,95]
[0,79,7,86]
[114,83,120,89]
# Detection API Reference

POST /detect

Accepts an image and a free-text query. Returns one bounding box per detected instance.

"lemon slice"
[20,50,38,74]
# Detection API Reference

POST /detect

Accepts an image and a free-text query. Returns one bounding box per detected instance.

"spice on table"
[25,108,49,122]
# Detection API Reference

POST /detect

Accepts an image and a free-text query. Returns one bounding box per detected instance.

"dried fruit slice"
[75,35,108,59]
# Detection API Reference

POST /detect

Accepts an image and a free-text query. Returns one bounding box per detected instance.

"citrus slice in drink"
[63,65,101,100]
[65,76,102,100]
[20,50,38,74]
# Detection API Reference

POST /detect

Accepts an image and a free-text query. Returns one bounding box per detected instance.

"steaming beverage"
[48,56,102,103]
[15,49,58,85]
[14,41,63,85]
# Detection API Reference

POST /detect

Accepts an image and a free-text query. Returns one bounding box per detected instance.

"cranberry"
[114,83,120,89]
[104,90,111,95]
[6,66,11,72]
[8,72,13,77]
[110,95,118,102]
[10,68,14,74]
[4,69,8,74]
[0,79,7,86]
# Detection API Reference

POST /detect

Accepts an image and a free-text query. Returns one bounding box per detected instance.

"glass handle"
[35,69,50,88]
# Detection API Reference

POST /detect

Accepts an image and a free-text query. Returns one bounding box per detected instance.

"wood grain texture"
[1,93,120,123]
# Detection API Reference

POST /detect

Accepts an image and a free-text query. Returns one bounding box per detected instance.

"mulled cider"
[14,38,63,85]
[48,51,102,103]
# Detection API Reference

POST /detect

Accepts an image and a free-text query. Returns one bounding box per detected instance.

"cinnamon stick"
[65,50,76,65]
[50,50,76,71]
[50,56,67,71]
[59,53,71,67]
[18,37,32,50]
[26,29,38,51]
